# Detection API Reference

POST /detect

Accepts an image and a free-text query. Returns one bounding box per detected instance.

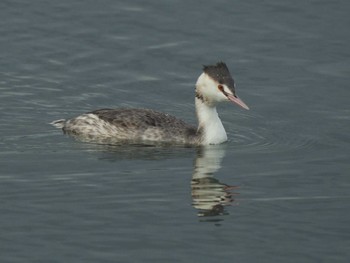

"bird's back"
[61,108,199,144]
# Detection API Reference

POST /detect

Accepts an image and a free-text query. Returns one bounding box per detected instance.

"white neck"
[195,98,227,145]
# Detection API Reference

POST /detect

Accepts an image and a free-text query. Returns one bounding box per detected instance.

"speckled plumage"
[60,108,201,145]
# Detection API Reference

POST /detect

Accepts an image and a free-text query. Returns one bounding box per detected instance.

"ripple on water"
[228,114,319,153]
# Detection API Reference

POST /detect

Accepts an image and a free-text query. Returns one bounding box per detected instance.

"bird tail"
[50,119,66,129]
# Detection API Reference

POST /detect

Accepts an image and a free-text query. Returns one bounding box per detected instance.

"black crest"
[203,62,235,92]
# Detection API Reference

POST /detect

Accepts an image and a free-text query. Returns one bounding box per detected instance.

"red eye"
[218,85,224,91]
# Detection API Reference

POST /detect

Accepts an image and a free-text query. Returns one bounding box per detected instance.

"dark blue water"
[1,0,349,262]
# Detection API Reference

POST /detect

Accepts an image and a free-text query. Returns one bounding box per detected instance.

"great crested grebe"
[51,62,249,145]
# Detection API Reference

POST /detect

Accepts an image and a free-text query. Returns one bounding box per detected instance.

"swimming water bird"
[51,62,249,145]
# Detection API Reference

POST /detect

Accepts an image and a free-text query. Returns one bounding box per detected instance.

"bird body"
[52,62,249,145]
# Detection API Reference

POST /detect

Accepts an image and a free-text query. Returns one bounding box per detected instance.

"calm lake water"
[1,0,350,262]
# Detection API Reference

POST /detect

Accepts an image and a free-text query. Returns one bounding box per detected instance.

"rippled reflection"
[192,146,238,220]
[62,139,239,220]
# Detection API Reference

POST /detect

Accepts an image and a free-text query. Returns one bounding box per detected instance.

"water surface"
[1,0,350,262]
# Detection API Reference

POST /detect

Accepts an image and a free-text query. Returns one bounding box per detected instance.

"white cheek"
[216,92,226,101]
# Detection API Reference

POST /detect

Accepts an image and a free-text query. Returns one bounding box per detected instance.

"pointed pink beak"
[227,94,249,110]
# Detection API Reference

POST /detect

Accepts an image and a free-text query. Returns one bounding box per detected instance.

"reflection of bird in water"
[192,177,238,217]
[191,145,239,218]
[65,138,238,220]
